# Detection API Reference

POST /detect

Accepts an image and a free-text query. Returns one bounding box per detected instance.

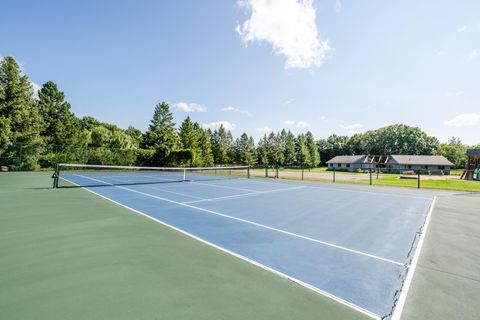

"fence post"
[301,166,304,181]
[369,166,372,185]
[333,167,335,182]
[418,172,420,189]
[247,165,250,179]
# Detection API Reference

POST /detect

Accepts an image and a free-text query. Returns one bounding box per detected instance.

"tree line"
[0,56,477,170]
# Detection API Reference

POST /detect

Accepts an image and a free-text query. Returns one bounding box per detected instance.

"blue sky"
[1,0,479,144]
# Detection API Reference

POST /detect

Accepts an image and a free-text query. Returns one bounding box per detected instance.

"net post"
[52,163,59,189]
[183,168,186,182]
[301,166,304,181]
[333,167,335,182]
[247,165,250,179]
[418,171,420,189]
[265,165,268,178]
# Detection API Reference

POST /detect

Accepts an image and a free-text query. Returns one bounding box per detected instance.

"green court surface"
[1,173,479,320]
[0,173,367,320]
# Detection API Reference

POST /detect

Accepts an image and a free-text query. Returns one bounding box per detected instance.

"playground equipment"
[461,149,480,181]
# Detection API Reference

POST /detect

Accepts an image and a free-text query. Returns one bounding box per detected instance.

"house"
[326,155,372,172]
[385,155,454,174]
[326,154,454,174]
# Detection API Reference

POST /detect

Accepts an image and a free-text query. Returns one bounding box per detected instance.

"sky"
[1,0,479,144]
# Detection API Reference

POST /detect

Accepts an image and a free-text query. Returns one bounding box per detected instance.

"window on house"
[425,165,428,169]
[408,165,412,169]
[346,164,350,168]
[439,165,445,170]
[337,164,341,167]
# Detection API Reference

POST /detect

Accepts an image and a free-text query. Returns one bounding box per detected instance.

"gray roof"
[467,149,480,157]
[326,155,368,164]
[387,155,453,166]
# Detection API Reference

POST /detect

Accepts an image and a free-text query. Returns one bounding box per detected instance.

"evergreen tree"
[256,135,269,165]
[179,116,200,165]
[211,125,233,165]
[248,136,257,165]
[305,131,320,167]
[141,102,179,163]
[0,56,43,169]
[284,130,296,166]
[237,133,256,165]
[37,81,84,146]
[198,128,214,166]
[295,134,311,167]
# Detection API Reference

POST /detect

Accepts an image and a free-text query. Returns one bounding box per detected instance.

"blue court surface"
[61,172,434,319]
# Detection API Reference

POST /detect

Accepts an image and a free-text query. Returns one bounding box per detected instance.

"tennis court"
[56,164,435,320]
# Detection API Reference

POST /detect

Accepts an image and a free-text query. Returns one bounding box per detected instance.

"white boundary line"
[71,174,406,267]
[390,196,437,320]
[60,176,381,320]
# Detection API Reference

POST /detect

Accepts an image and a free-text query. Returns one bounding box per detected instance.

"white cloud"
[283,99,294,106]
[202,121,236,130]
[457,25,467,33]
[236,0,332,69]
[320,115,327,120]
[256,126,273,134]
[0,55,40,98]
[340,123,363,135]
[221,106,252,117]
[284,120,310,128]
[467,49,478,60]
[30,81,41,99]
[296,121,310,128]
[334,0,342,13]
[446,90,464,97]
[444,113,480,127]
[175,102,207,112]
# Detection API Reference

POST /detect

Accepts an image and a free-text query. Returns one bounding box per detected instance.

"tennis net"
[53,163,250,188]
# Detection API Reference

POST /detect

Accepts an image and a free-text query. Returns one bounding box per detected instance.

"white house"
[326,154,454,174]
[326,155,372,172]
[385,155,453,174]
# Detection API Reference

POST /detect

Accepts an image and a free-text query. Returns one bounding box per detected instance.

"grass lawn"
[263,167,480,192]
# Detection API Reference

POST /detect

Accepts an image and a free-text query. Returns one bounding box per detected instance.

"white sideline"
[72,174,406,267]
[60,175,381,320]
[183,186,305,204]
[390,196,437,320]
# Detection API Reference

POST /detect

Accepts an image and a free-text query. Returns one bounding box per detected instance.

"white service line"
[72,174,406,267]
[60,175,381,320]
[190,180,259,193]
[183,186,305,204]
[102,176,205,200]
[390,196,437,320]
[139,184,205,200]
